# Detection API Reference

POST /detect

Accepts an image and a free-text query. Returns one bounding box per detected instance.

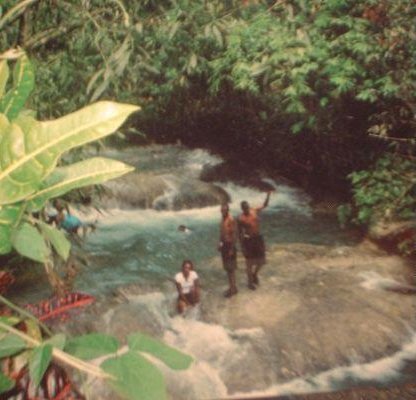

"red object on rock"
[25,292,95,322]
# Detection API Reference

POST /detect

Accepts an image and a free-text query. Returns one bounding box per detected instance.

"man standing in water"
[175,260,200,314]
[219,203,238,298]
[238,191,272,290]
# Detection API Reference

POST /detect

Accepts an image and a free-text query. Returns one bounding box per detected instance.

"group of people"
[174,191,272,313]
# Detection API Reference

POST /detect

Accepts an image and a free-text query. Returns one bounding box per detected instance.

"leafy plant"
[0,297,193,399]
[345,154,416,226]
[0,52,138,294]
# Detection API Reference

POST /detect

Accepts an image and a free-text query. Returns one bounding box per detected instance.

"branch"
[0,0,39,31]
[369,134,416,143]
[0,321,112,380]
[0,295,52,336]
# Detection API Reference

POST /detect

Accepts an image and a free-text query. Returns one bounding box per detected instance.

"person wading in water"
[238,191,273,290]
[175,260,200,314]
[218,203,238,298]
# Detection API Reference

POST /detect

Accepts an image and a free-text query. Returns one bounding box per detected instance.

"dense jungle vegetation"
[1,0,415,230]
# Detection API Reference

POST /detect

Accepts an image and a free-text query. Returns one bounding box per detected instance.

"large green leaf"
[0,61,9,100]
[0,55,34,121]
[0,101,139,205]
[128,333,193,371]
[0,224,12,254]
[102,351,167,400]
[0,371,14,394]
[38,222,70,261]
[0,334,26,358]
[28,157,134,210]
[65,333,119,360]
[45,333,66,350]
[12,222,50,263]
[0,203,22,254]
[29,344,53,388]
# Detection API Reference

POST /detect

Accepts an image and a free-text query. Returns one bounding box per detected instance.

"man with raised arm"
[219,203,238,298]
[238,191,272,290]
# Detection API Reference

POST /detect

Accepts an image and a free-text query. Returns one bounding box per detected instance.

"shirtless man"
[238,191,272,290]
[218,203,238,298]
[175,260,200,314]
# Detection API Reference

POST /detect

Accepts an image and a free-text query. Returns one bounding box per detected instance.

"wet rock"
[99,172,168,209]
[369,220,416,255]
[201,161,276,191]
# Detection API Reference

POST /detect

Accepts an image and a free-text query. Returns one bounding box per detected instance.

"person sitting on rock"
[175,260,200,314]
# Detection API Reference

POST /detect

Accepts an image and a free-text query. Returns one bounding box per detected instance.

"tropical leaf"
[0,333,26,358]
[38,222,71,261]
[0,371,14,394]
[45,333,66,350]
[29,344,53,388]
[0,101,139,205]
[0,204,22,254]
[27,157,134,210]
[102,351,167,400]
[65,333,119,360]
[0,316,20,326]
[12,222,50,263]
[0,60,9,100]
[0,55,34,121]
[128,333,193,370]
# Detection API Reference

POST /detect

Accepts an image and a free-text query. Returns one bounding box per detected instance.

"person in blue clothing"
[53,199,95,237]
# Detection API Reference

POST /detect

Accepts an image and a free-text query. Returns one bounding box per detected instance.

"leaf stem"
[0,321,113,380]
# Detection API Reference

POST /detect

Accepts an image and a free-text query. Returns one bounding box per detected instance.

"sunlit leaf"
[0,101,139,205]
[65,333,119,360]
[0,334,26,358]
[0,371,14,394]
[38,222,70,261]
[0,316,20,326]
[0,60,9,100]
[128,333,193,370]
[12,223,50,263]
[102,351,167,400]
[28,157,134,210]
[45,333,66,350]
[29,344,53,388]
[0,55,34,121]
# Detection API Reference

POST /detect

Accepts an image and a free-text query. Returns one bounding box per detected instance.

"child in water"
[53,199,95,238]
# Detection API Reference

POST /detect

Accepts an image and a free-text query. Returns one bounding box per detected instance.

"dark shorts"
[242,235,266,264]
[221,242,237,272]
[181,292,197,305]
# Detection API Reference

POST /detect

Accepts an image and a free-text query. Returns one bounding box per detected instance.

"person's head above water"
[53,199,65,212]
[181,259,194,277]
[221,203,230,218]
[241,201,250,215]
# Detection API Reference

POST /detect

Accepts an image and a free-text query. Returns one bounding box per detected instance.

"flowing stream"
[15,145,416,399]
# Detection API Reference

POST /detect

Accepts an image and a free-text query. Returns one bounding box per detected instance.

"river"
[14,145,416,399]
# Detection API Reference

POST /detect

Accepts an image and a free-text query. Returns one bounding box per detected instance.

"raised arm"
[256,191,272,212]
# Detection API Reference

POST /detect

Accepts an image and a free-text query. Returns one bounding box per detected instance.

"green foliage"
[0,54,34,120]
[0,333,26,357]
[0,54,137,294]
[0,298,193,400]
[128,333,193,370]
[29,343,53,388]
[347,154,416,225]
[102,351,167,400]
[0,371,14,394]
[65,333,119,360]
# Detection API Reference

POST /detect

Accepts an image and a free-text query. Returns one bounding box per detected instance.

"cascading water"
[14,145,416,399]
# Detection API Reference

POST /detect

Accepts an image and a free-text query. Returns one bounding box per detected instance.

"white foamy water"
[226,332,416,399]
[359,271,402,291]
